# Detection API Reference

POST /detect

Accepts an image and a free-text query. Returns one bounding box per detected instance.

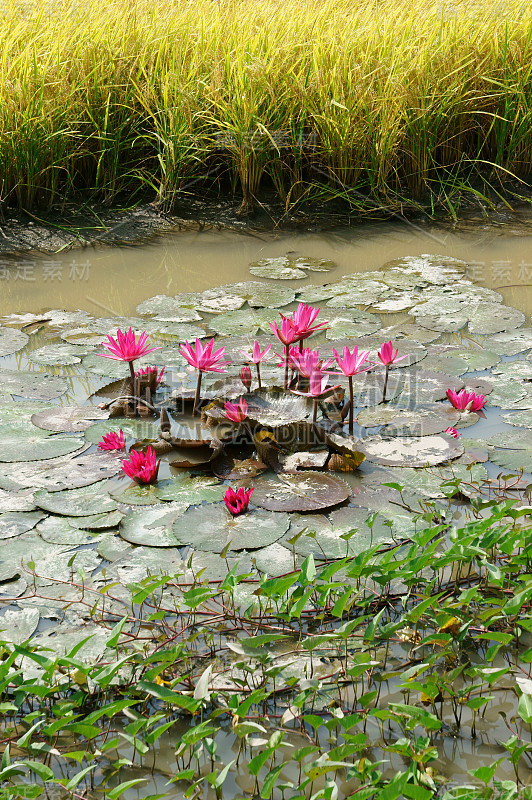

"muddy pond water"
[1,213,532,797]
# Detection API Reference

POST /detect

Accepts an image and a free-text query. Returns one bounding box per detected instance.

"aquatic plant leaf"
[356,403,463,436]
[0,488,37,512]
[241,389,314,427]
[279,451,329,472]
[209,308,281,337]
[196,287,247,313]
[33,484,118,516]
[420,353,469,376]
[359,434,463,466]
[379,254,467,284]
[0,370,68,400]
[378,322,441,344]
[0,451,121,492]
[326,310,381,339]
[110,483,164,506]
[292,256,336,271]
[396,370,464,403]
[502,410,532,428]
[487,381,529,409]
[82,351,160,378]
[493,361,532,381]
[35,516,99,545]
[0,400,54,422]
[179,550,255,583]
[252,472,350,512]
[0,608,40,644]
[61,328,108,346]
[136,295,201,319]
[29,343,90,365]
[28,624,109,664]
[364,463,488,499]
[172,505,290,552]
[0,511,45,539]
[84,418,160,444]
[156,322,208,339]
[325,284,388,308]
[0,424,84,462]
[0,326,29,356]
[246,284,296,308]
[155,475,225,503]
[488,328,532,356]
[32,405,110,432]
[468,303,525,334]
[249,257,307,279]
[119,503,188,546]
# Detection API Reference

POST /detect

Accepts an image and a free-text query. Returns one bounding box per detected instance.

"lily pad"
[73,510,124,529]
[502,410,532,428]
[218,389,313,428]
[32,406,110,432]
[416,312,469,333]
[173,505,290,552]
[84,418,161,445]
[451,349,501,371]
[0,326,29,356]
[468,303,525,335]
[396,370,464,403]
[110,483,165,506]
[155,475,226,504]
[209,308,281,337]
[0,370,68,400]
[196,287,247,314]
[378,322,441,344]
[0,511,46,539]
[249,257,307,280]
[359,434,463,467]
[35,516,99,545]
[81,351,161,378]
[0,608,40,644]
[33,484,118,516]
[488,328,532,356]
[356,403,463,436]
[136,295,201,319]
[119,504,187,546]
[28,343,90,366]
[156,322,207,340]
[0,425,84,462]
[0,451,121,492]
[246,284,296,308]
[326,310,381,339]
[252,472,350,512]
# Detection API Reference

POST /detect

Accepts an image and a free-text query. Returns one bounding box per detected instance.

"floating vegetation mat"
[0,254,531,799]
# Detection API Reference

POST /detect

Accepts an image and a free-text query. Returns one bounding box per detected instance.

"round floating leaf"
[136,295,201,319]
[420,354,469,376]
[0,511,45,539]
[364,463,488,499]
[0,326,29,356]
[110,483,164,506]
[29,343,90,365]
[209,308,280,337]
[73,510,124,529]
[156,322,207,340]
[120,503,187,546]
[32,406,110,432]
[173,505,290,552]
[292,256,336,272]
[488,328,532,356]
[0,608,40,644]
[155,475,225,504]
[359,434,463,467]
[0,401,54,422]
[396,370,463,403]
[451,349,501,371]
[379,322,441,344]
[81,351,160,378]
[468,303,525,335]
[502,410,532,428]
[284,509,397,559]
[249,257,307,279]
[33,484,117,516]
[0,370,68,400]
[493,361,532,381]
[251,543,299,575]
[35,517,99,545]
[246,284,296,308]
[213,389,313,428]
[0,452,121,492]
[487,381,529,409]
[356,403,463,436]
[196,287,247,313]
[61,328,107,346]
[296,285,338,303]
[488,429,532,470]
[0,425,84,462]
[0,488,37,512]
[84,418,161,445]
[326,310,381,340]
[416,312,469,333]
[252,472,350,512]
[325,283,387,308]
[380,254,467,284]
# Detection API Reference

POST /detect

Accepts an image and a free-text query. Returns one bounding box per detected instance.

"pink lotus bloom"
[290,348,333,378]
[292,367,341,422]
[240,366,252,391]
[135,365,165,390]
[445,427,460,438]
[225,397,248,423]
[98,430,126,452]
[332,346,373,377]
[288,303,328,339]
[179,338,229,373]
[99,328,161,363]
[446,389,486,412]
[224,486,254,516]
[270,317,300,347]
[121,445,160,485]
[239,341,274,364]
[377,340,409,366]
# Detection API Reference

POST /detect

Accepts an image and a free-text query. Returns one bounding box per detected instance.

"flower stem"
[313,398,318,424]
[284,345,289,389]
[382,364,389,403]
[128,361,138,416]
[193,370,202,416]
[348,375,354,435]
[256,363,262,390]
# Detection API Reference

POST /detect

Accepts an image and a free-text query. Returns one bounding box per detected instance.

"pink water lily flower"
[135,365,165,391]
[446,389,486,412]
[291,368,341,423]
[377,340,408,402]
[289,348,333,378]
[270,317,301,388]
[121,445,160,485]
[287,303,329,341]
[444,427,461,438]
[240,366,252,392]
[225,397,248,423]
[331,346,373,434]
[224,486,254,516]
[239,341,274,389]
[100,328,161,363]
[179,338,230,415]
[98,430,126,452]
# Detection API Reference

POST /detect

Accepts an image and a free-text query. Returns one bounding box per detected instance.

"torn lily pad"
[32,405,110,432]
[173,505,290,552]
[33,484,118,516]
[120,503,187,546]
[252,472,350,512]
[359,434,463,467]
[0,326,29,356]
[0,425,85,462]
[0,370,68,400]
[0,511,46,540]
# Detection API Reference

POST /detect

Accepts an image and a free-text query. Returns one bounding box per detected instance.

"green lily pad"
[396,370,463,403]
[325,283,388,308]
[0,401,54,422]
[468,303,525,335]
[451,349,501,371]
[119,503,187,546]
[292,257,336,272]
[416,312,469,333]
[84,418,161,445]
[364,463,488,499]
[156,322,207,340]
[209,308,281,337]
[0,326,29,356]
[487,429,532,471]
[252,472,350,512]
[35,516,99,545]
[110,483,164,506]
[488,328,532,356]
[32,405,110,432]
[73,510,124,529]
[359,434,463,467]
[0,488,37,512]
[0,370,68,400]
[493,361,532,381]
[28,343,90,366]
[136,295,201,319]
[326,310,381,340]
[155,475,225,504]
[420,353,469,376]
[81,351,161,378]
[0,425,84,462]
[0,511,45,539]
[173,505,290,552]
[216,389,313,428]
[249,257,307,279]
[246,284,296,308]
[356,403,463,436]
[0,608,40,644]
[0,452,121,492]
[61,328,109,346]
[33,484,118,516]
[502,410,532,428]
[487,381,529,409]
[378,323,441,344]
[251,542,300,575]
[196,287,247,314]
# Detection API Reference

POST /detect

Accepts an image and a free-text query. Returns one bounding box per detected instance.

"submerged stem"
[256,362,262,390]
[313,398,318,424]
[128,361,138,415]
[348,375,354,435]
[284,345,289,389]
[382,364,389,403]
[193,370,202,416]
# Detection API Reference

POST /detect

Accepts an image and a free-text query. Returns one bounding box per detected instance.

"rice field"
[2,0,532,214]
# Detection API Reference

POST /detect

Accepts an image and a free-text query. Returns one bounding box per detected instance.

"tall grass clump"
[1,0,532,215]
